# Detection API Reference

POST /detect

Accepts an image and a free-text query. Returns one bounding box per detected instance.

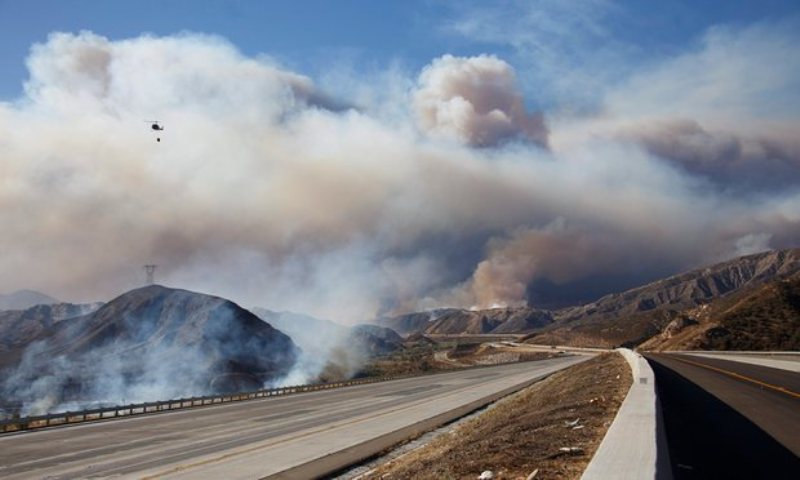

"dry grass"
[640,275,800,351]
[363,352,631,480]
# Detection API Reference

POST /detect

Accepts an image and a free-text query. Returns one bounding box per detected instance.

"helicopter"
[146,120,165,142]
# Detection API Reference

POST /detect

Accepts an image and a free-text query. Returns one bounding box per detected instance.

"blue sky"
[1,0,797,102]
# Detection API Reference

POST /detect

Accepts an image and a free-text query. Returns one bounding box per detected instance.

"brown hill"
[557,248,800,324]
[379,248,800,349]
[376,309,455,335]
[529,248,800,348]
[640,274,800,351]
[377,307,554,336]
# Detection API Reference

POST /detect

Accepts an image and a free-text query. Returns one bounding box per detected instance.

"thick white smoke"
[0,24,799,317]
[413,54,548,147]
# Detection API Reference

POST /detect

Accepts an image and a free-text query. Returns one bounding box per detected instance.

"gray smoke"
[250,309,402,386]
[0,24,798,321]
[2,336,215,416]
[0,287,298,416]
[617,119,800,191]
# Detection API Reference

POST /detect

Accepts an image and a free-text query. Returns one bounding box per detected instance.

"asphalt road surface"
[0,355,588,479]
[645,353,800,479]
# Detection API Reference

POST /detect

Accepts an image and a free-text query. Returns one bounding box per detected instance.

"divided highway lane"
[0,355,589,479]
[681,351,800,372]
[645,353,800,479]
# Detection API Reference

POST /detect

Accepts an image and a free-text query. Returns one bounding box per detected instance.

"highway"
[645,353,800,479]
[679,351,800,372]
[0,355,588,479]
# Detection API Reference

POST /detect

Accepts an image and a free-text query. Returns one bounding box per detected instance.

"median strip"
[580,349,671,480]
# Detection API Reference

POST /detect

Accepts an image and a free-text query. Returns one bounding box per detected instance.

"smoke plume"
[0,23,799,320]
[413,54,548,147]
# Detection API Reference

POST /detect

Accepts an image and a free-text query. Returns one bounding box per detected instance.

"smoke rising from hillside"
[0,288,299,416]
[1,24,799,317]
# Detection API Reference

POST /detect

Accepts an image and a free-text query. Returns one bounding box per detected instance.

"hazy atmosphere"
[1,4,799,478]
[2,1,799,322]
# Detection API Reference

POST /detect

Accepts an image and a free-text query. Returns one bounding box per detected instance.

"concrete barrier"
[581,349,671,480]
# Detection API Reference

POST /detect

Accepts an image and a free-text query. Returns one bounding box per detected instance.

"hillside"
[640,274,800,351]
[349,324,405,355]
[528,248,800,348]
[251,308,404,356]
[0,290,59,310]
[0,302,102,356]
[376,309,455,335]
[1,286,299,415]
[378,248,800,349]
[557,248,800,324]
[378,307,554,336]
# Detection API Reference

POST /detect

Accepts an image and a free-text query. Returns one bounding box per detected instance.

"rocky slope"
[375,309,455,335]
[557,248,800,325]
[640,273,800,351]
[1,286,299,414]
[0,290,59,310]
[349,324,404,355]
[0,302,102,357]
[379,248,800,349]
[378,307,554,336]
[530,248,800,348]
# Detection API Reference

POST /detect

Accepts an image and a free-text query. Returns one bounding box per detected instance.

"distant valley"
[1,247,798,418]
[377,248,800,349]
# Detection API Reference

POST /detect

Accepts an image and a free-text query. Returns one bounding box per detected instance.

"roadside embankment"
[362,352,630,480]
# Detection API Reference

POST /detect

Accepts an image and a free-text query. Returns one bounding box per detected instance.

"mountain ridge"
[378,248,800,349]
[1,285,299,415]
[0,290,60,311]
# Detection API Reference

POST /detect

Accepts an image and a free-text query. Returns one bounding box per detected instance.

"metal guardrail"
[0,376,395,434]
[0,353,574,435]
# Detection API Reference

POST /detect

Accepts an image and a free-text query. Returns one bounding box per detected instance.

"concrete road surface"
[645,353,800,479]
[0,356,587,479]
[682,351,800,372]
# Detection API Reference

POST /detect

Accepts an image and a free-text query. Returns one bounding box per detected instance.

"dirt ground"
[361,352,631,480]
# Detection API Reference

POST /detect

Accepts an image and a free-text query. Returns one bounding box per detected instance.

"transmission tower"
[143,265,157,285]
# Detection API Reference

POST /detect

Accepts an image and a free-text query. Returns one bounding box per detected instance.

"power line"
[143,265,157,285]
